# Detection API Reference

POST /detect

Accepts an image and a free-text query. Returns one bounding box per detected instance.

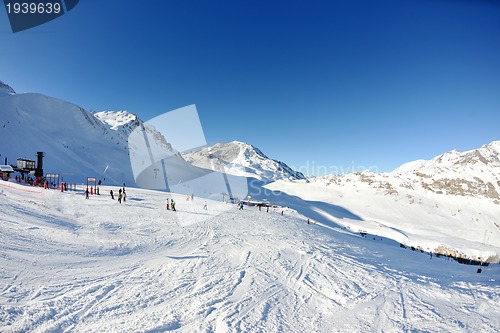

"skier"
[203,201,208,210]
[171,199,176,211]
[118,188,122,204]
[122,188,126,202]
[239,202,244,210]
[85,188,89,199]
[110,189,115,200]
[307,219,310,224]
[166,198,170,210]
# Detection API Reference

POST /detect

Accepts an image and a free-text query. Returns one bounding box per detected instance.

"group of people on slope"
[238,201,285,216]
[109,187,126,203]
[165,197,209,212]
[165,198,176,211]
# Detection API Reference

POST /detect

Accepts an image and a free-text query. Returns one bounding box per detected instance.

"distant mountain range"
[319,141,500,203]
[393,141,500,201]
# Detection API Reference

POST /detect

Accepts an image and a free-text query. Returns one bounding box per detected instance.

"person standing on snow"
[171,199,176,211]
[203,201,208,210]
[239,202,244,210]
[110,190,114,200]
[85,188,89,199]
[118,189,122,204]
[166,198,170,210]
[122,188,127,202]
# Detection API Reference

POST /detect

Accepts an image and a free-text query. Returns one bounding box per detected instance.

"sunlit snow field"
[0,180,499,332]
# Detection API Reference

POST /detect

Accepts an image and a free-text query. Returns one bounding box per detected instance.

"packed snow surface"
[1,180,499,332]
[266,175,500,261]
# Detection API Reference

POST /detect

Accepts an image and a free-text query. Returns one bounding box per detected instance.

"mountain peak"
[94,110,138,130]
[182,141,307,182]
[0,80,16,95]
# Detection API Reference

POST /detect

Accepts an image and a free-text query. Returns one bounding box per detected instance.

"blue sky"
[1,0,499,175]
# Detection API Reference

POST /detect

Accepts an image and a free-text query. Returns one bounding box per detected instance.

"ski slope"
[1,180,499,332]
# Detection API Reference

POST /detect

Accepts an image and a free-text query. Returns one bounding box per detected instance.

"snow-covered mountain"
[0,80,16,95]
[182,141,307,182]
[393,141,500,201]
[2,80,498,262]
[266,142,500,262]
[0,81,303,186]
[1,80,499,331]
[0,81,175,185]
[318,141,500,203]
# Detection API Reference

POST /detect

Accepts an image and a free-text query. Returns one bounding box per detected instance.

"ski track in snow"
[0,181,499,332]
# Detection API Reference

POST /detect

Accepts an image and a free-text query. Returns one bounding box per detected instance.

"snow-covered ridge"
[182,141,307,182]
[392,141,500,201]
[0,80,297,186]
[318,141,500,202]
[394,141,500,174]
[94,110,138,130]
[0,80,16,95]
[95,110,178,159]
[0,82,176,185]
